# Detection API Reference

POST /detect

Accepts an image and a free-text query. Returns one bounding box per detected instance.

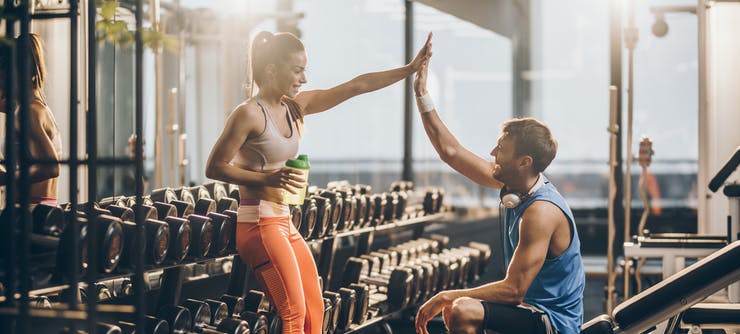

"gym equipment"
[322,291,342,334]
[289,205,302,231]
[117,316,170,334]
[163,216,192,263]
[580,240,740,334]
[311,196,331,239]
[170,200,195,218]
[186,215,213,258]
[341,257,414,309]
[151,187,179,204]
[119,219,170,266]
[206,212,235,257]
[182,298,250,334]
[219,294,245,317]
[32,204,66,236]
[299,198,317,239]
[152,202,178,221]
[156,305,192,334]
[335,287,356,332]
[347,283,369,325]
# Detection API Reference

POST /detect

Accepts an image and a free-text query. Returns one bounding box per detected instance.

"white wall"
[698,1,740,235]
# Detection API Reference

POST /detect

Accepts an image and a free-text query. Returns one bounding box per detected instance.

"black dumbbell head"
[152,202,178,221]
[187,215,214,258]
[170,200,194,218]
[32,204,65,236]
[164,216,191,263]
[207,212,234,257]
[151,187,178,204]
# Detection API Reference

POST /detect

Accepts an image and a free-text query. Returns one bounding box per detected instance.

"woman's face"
[275,51,307,98]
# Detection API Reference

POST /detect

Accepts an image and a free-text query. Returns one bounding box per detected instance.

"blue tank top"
[502,176,585,334]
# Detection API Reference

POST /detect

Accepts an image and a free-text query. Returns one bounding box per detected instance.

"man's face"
[490,133,519,183]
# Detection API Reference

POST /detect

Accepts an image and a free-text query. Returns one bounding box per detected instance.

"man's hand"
[409,32,433,72]
[414,60,429,98]
[415,291,455,334]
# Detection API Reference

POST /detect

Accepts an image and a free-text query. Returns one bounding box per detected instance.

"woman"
[0,33,62,207]
[205,31,432,334]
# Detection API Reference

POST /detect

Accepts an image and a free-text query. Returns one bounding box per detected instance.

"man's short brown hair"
[501,117,558,173]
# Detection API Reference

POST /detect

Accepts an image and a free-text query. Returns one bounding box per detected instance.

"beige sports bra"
[232,99,300,172]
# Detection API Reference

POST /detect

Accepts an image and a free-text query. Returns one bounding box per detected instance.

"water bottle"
[284,154,310,205]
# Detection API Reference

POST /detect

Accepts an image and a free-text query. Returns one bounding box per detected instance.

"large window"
[411,4,512,206]
[293,0,406,190]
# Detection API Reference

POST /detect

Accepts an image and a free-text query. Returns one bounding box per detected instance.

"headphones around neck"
[500,174,546,209]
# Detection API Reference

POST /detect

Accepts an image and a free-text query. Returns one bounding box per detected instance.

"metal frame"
[0,1,144,332]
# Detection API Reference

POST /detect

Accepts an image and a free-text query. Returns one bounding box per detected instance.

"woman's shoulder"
[231,99,264,119]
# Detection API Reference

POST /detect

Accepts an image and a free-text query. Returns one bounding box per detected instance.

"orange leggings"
[237,214,323,334]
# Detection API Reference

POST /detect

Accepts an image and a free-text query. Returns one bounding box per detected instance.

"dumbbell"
[163,216,191,263]
[390,180,414,192]
[69,212,125,274]
[29,295,52,309]
[346,283,369,325]
[151,187,179,204]
[317,190,343,236]
[96,323,123,334]
[368,193,387,226]
[333,189,356,231]
[207,212,235,257]
[170,200,195,218]
[32,203,66,236]
[204,182,228,202]
[80,283,113,303]
[220,210,238,253]
[227,184,240,203]
[26,210,88,278]
[335,288,356,332]
[204,182,240,213]
[366,249,433,305]
[99,196,130,209]
[354,184,372,195]
[122,196,154,208]
[108,205,171,266]
[194,198,217,216]
[311,195,331,239]
[321,297,333,334]
[181,298,250,334]
[151,202,178,221]
[174,187,197,207]
[393,191,409,220]
[299,198,317,239]
[186,215,214,258]
[219,294,245,317]
[117,316,170,334]
[322,291,341,334]
[242,290,279,334]
[341,257,414,309]
[352,194,367,229]
[289,204,302,231]
[155,305,192,334]
[382,192,399,223]
[422,188,445,214]
[466,241,492,276]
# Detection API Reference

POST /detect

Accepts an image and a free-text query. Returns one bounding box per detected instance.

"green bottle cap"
[298,154,309,162]
[286,157,310,170]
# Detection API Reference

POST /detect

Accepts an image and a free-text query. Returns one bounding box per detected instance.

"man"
[412,54,585,333]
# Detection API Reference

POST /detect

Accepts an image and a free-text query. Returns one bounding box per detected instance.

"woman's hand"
[263,167,306,194]
[408,32,434,72]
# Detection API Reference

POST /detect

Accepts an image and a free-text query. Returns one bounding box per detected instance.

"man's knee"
[446,297,484,334]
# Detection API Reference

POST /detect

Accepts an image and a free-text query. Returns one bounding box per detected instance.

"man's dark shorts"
[481,301,558,334]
